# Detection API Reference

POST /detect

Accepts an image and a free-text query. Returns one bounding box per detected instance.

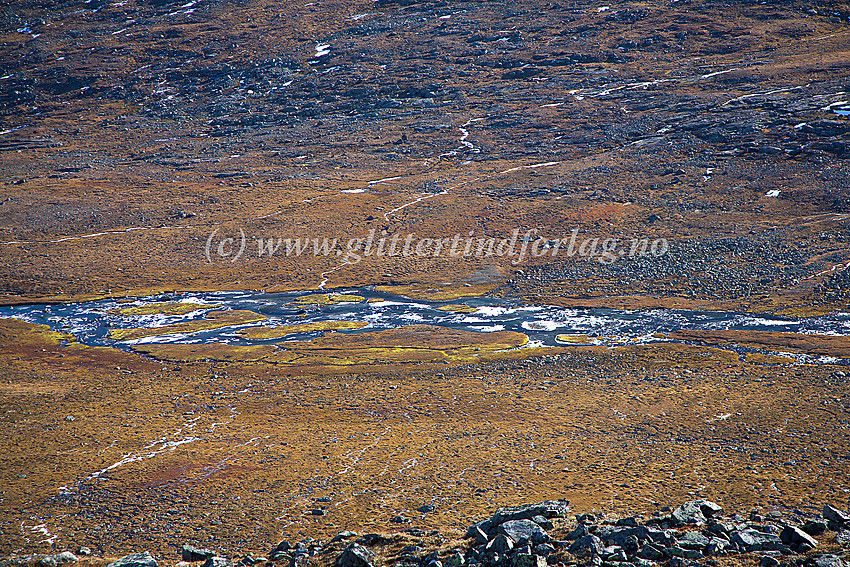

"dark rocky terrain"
[4,500,850,567]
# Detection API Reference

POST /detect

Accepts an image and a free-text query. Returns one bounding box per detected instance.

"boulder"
[636,544,666,561]
[707,522,734,537]
[824,505,850,524]
[486,535,514,555]
[107,553,159,567]
[531,516,554,530]
[491,501,571,524]
[601,546,627,562]
[466,519,495,538]
[645,528,676,546]
[616,517,640,527]
[336,544,375,567]
[270,541,291,554]
[269,541,291,561]
[671,500,723,526]
[512,556,546,567]
[812,555,846,567]
[780,526,818,551]
[182,546,216,562]
[705,537,729,555]
[498,520,550,544]
[596,525,651,547]
[569,535,604,558]
[565,524,589,541]
[200,558,229,567]
[730,530,783,552]
[678,531,711,550]
[804,521,828,536]
[668,546,703,560]
[40,553,78,566]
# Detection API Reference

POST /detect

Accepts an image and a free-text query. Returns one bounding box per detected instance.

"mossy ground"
[1,319,848,557]
[130,325,532,367]
[292,295,366,306]
[110,302,220,317]
[436,305,479,314]
[670,330,850,358]
[236,321,370,340]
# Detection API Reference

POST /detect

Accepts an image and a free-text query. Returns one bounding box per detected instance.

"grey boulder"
[595,525,651,547]
[671,500,723,525]
[182,546,216,562]
[498,519,550,544]
[336,544,375,567]
[636,544,666,561]
[531,515,554,530]
[40,553,79,567]
[486,534,515,555]
[466,519,495,538]
[824,505,850,524]
[107,552,159,567]
[512,555,546,567]
[492,500,571,524]
[804,520,828,536]
[705,537,729,555]
[730,530,783,552]
[813,555,846,567]
[780,526,818,551]
[569,534,604,558]
[678,531,711,550]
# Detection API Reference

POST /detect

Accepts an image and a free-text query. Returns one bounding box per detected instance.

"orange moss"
[670,330,850,358]
[110,302,220,316]
[237,320,369,339]
[131,342,278,362]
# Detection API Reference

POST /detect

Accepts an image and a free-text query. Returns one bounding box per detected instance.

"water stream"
[2,288,849,362]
